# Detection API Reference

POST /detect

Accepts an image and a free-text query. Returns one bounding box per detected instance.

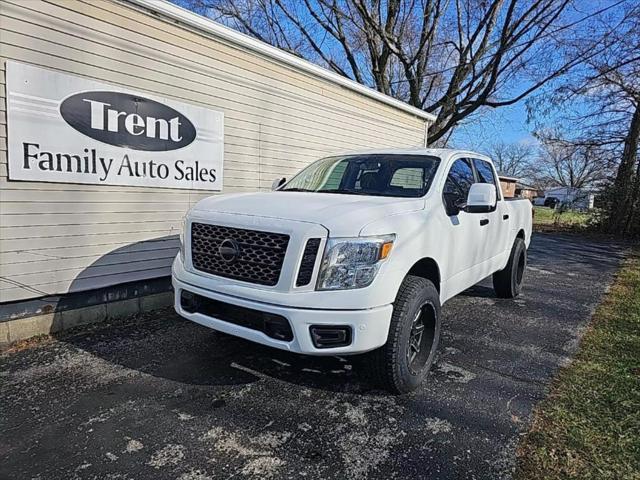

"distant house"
[498,173,519,198]
[516,182,543,201]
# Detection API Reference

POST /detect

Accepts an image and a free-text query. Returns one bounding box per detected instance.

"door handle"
[503,214,509,220]
[480,219,489,226]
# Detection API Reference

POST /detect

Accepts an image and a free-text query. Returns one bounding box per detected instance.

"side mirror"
[466,183,497,213]
[271,177,286,190]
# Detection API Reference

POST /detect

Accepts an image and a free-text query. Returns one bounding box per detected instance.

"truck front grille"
[191,223,289,286]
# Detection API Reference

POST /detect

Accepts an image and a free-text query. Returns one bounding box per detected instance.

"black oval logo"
[60,91,196,151]
[218,239,240,263]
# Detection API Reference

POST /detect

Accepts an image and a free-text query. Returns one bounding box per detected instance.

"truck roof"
[337,147,490,161]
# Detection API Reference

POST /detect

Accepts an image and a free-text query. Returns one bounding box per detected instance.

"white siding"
[0,0,428,302]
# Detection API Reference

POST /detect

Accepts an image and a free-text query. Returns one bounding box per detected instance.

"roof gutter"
[126,0,436,123]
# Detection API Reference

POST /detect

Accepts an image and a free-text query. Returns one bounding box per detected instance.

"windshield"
[280,154,440,198]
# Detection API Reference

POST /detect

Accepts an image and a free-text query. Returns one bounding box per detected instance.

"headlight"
[317,235,395,290]
[179,216,187,262]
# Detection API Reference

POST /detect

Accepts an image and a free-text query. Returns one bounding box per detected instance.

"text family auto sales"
[21,143,217,184]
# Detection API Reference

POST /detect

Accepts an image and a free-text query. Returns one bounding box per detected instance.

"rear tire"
[493,237,527,298]
[364,275,441,394]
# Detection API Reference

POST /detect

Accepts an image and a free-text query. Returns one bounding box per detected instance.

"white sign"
[6,61,224,190]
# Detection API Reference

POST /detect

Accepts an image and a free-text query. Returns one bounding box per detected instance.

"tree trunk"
[624,152,640,235]
[609,101,640,233]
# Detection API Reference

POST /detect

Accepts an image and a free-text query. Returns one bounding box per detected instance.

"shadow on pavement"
[55,310,385,393]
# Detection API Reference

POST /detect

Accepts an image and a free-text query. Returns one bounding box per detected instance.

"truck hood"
[191,192,424,236]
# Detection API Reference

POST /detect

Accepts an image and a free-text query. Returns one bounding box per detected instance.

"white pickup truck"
[172,149,532,393]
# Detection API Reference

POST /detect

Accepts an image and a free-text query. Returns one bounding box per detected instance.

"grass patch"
[515,250,640,480]
[533,206,593,232]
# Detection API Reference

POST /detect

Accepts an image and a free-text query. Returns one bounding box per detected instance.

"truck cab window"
[390,168,424,189]
[281,154,439,198]
[443,158,475,215]
[323,161,348,190]
[473,158,501,200]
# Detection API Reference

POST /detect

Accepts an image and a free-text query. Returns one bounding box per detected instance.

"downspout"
[423,121,429,147]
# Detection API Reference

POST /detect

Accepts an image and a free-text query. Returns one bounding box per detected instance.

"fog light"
[180,290,199,313]
[309,325,352,348]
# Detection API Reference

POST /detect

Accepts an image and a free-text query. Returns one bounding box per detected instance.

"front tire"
[365,275,441,394]
[493,237,527,298]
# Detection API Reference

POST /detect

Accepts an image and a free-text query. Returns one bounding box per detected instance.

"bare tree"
[599,47,640,232]
[182,0,614,144]
[486,141,535,178]
[527,2,639,234]
[531,132,608,189]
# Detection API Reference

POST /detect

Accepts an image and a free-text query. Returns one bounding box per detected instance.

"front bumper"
[172,274,393,355]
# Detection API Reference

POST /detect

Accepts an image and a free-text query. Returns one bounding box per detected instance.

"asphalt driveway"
[0,233,626,480]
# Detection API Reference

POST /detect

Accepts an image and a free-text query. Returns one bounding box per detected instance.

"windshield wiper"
[319,189,370,195]
[281,188,371,195]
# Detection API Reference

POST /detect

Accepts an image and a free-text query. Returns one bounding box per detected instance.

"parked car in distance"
[544,196,560,208]
[172,149,533,393]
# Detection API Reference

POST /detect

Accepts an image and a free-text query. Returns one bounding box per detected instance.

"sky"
[449,103,535,153]
[448,1,624,153]
[440,0,628,152]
